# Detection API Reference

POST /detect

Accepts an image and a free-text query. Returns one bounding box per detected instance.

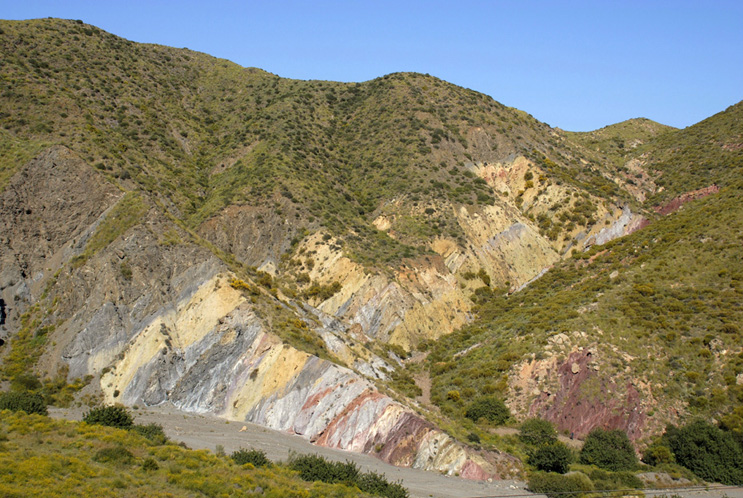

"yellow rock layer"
[100,274,244,402]
[225,338,310,420]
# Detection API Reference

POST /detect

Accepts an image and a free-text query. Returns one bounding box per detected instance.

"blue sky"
[2,1,742,131]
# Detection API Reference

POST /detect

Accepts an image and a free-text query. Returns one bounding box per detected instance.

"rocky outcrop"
[586,206,647,247]
[0,148,522,480]
[525,349,647,440]
[292,198,561,350]
[453,204,560,289]
[198,201,297,271]
[471,156,633,255]
[293,232,472,350]
[507,333,673,441]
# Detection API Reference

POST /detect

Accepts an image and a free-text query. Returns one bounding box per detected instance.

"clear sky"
[2,1,742,131]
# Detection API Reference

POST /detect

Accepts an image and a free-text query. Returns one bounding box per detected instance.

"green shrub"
[464,396,510,425]
[304,281,342,301]
[529,442,573,473]
[0,391,48,415]
[141,457,159,471]
[131,423,167,444]
[527,471,593,498]
[356,471,408,498]
[579,428,637,471]
[519,418,558,447]
[288,453,408,498]
[665,420,743,485]
[10,373,42,392]
[289,454,359,484]
[93,445,134,465]
[231,448,270,467]
[642,442,675,466]
[83,405,134,429]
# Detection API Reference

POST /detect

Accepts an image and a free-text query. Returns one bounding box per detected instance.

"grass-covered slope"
[641,101,743,204]
[566,118,675,169]
[0,410,378,498]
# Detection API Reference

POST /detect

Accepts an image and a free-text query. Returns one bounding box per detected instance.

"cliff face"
[0,146,646,464]
[223,189,571,352]
[0,147,120,333]
[91,268,521,478]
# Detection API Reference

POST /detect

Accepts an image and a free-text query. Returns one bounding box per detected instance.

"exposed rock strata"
[97,276,520,478]
[0,148,522,478]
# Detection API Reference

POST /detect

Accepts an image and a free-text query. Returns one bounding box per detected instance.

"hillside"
[425,177,743,440]
[422,101,743,440]
[1,17,742,483]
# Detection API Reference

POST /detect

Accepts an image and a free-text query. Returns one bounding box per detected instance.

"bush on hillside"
[464,396,510,425]
[289,454,360,484]
[83,405,133,429]
[642,442,675,466]
[527,471,593,498]
[529,442,574,473]
[356,471,409,498]
[519,418,558,447]
[131,422,167,444]
[288,453,408,498]
[665,420,743,485]
[231,448,270,467]
[0,391,48,415]
[93,445,134,464]
[579,428,637,471]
